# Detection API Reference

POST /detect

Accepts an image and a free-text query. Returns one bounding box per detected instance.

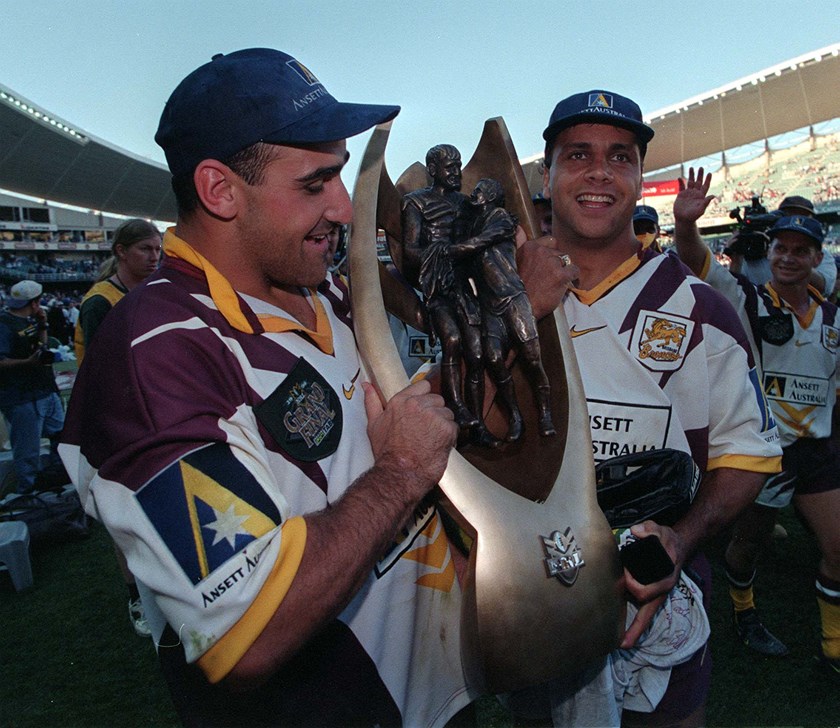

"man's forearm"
[672,217,709,277]
[226,460,436,687]
[674,467,764,559]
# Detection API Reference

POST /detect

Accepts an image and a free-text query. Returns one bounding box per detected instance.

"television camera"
[725,197,779,261]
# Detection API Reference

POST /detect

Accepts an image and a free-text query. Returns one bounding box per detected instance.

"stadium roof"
[0,83,176,221]
[642,43,840,173]
[1,44,839,220]
[522,43,840,190]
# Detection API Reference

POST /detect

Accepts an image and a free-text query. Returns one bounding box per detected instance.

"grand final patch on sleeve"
[136,443,282,585]
[631,310,694,372]
[255,357,343,462]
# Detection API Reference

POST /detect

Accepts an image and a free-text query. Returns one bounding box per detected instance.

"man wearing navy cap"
[675,172,840,680]
[633,204,661,251]
[512,91,780,726]
[59,49,472,726]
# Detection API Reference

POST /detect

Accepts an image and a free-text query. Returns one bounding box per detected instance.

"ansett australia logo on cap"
[287,59,320,86]
[588,93,613,109]
[287,58,328,111]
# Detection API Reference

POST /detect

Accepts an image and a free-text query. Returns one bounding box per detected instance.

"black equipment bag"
[0,489,90,546]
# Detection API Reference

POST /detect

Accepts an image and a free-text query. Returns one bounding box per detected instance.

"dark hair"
[112,218,161,253]
[172,142,278,218]
[426,144,460,169]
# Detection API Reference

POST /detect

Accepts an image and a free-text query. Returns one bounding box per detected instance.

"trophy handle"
[349,122,624,694]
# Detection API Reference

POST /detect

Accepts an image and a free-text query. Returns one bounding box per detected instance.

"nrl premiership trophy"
[347,118,622,694]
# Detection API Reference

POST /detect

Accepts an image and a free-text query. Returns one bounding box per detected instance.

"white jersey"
[704,251,840,447]
[564,247,780,472]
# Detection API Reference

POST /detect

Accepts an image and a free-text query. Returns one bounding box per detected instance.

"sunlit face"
[234,140,352,291]
[117,235,162,283]
[543,124,643,248]
[768,231,822,286]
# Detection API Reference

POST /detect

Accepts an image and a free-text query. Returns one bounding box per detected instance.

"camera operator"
[0,280,65,493]
[725,194,835,295]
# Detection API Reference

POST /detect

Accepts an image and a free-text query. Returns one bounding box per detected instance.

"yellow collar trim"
[163,229,334,355]
[572,248,644,305]
[764,282,821,329]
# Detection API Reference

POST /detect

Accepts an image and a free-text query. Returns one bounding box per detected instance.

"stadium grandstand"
[521,43,840,252]
[1,42,839,296]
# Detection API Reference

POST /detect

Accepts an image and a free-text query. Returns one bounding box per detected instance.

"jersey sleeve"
[60,297,308,682]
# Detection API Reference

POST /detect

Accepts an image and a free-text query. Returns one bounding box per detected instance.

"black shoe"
[815,647,840,679]
[734,608,789,657]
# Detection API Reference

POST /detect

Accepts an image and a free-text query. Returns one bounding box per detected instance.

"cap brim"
[263,99,400,145]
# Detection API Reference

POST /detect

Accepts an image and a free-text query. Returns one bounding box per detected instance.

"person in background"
[532,192,553,236]
[633,204,661,252]
[778,195,836,298]
[726,193,834,296]
[0,280,65,494]
[74,218,162,365]
[673,168,840,678]
[73,217,162,638]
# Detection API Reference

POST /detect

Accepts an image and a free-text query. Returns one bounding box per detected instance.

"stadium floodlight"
[0,86,87,143]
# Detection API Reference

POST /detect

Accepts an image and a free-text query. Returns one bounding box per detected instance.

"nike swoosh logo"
[569,325,607,338]
[794,340,811,347]
[342,368,361,399]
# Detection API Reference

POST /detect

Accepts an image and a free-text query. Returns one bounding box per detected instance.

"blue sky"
[1,1,837,185]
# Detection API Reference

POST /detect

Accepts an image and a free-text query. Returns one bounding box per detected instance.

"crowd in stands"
[0,253,105,283]
[651,131,840,231]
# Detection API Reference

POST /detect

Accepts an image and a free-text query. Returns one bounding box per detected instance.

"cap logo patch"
[286,59,320,86]
[588,93,613,109]
[793,216,803,227]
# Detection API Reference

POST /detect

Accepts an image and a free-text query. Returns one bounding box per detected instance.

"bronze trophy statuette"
[347,119,623,694]
[401,145,555,447]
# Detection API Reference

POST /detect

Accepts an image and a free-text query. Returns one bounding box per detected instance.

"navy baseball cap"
[770,215,824,248]
[543,90,654,160]
[155,48,400,178]
[633,205,659,225]
[778,195,815,215]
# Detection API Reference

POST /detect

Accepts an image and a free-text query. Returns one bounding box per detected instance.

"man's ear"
[193,160,239,220]
[637,162,644,202]
[542,164,551,201]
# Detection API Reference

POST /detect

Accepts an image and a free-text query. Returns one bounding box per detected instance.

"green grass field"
[1,507,838,727]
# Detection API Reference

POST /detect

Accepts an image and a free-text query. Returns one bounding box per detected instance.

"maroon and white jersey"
[60,231,471,727]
